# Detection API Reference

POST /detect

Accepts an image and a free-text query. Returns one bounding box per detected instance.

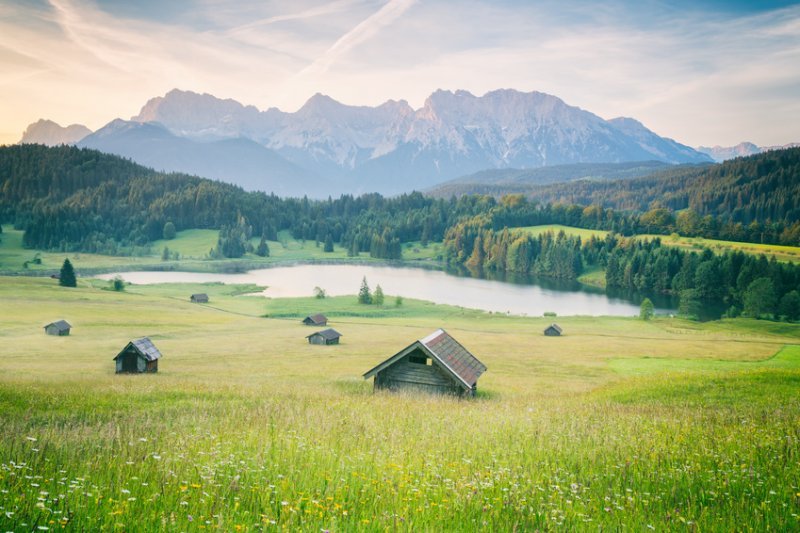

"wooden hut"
[306,328,342,345]
[363,328,486,397]
[44,320,71,336]
[114,337,162,373]
[303,313,328,326]
[544,323,563,336]
[190,293,209,303]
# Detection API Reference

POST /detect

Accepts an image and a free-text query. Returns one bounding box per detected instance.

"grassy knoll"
[1,276,799,530]
[639,233,800,263]
[514,225,800,263]
[517,224,610,240]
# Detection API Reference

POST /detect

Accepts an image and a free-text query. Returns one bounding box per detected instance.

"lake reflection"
[97,264,677,317]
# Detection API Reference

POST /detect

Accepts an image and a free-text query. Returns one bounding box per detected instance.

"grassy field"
[1,275,799,530]
[0,226,445,275]
[514,224,800,263]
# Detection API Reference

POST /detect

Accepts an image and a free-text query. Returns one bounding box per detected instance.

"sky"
[1,0,799,147]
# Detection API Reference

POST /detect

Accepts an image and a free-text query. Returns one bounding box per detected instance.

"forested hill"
[0,144,489,255]
[521,148,800,225]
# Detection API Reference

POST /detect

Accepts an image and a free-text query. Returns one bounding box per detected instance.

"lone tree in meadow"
[323,234,334,253]
[639,298,654,320]
[358,276,372,304]
[59,258,77,287]
[373,284,385,306]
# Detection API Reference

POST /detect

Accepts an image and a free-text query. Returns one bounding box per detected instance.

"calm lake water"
[97,264,678,317]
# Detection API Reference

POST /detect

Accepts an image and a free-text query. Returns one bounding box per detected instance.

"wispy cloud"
[299,0,417,76]
[0,0,798,146]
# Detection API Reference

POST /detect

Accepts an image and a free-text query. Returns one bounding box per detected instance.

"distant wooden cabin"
[363,328,487,397]
[44,320,71,336]
[114,337,162,373]
[544,323,563,336]
[303,313,328,326]
[190,293,209,303]
[306,328,342,345]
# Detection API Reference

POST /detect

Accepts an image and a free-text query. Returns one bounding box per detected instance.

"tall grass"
[1,276,799,530]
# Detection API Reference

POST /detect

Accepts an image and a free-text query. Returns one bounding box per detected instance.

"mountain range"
[697,142,800,162]
[19,88,717,196]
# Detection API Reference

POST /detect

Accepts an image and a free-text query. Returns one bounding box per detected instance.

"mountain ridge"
[21,88,714,195]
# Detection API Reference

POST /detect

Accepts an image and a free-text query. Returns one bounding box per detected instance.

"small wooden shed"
[303,313,328,326]
[363,328,487,397]
[306,328,342,345]
[114,337,162,373]
[190,293,209,303]
[44,320,71,336]
[544,323,563,336]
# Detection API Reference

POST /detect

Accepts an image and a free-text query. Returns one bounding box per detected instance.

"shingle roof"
[45,320,71,331]
[363,328,486,390]
[307,328,341,341]
[420,329,487,388]
[304,313,327,324]
[191,293,209,301]
[114,337,163,361]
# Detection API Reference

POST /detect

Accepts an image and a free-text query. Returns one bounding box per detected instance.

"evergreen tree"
[162,246,170,261]
[256,236,270,257]
[373,284,385,306]
[743,278,776,318]
[324,234,334,253]
[59,258,77,287]
[639,298,654,320]
[779,290,800,321]
[163,221,176,240]
[678,289,701,320]
[358,276,372,304]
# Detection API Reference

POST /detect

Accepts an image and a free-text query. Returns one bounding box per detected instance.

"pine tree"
[256,236,270,257]
[358,276,372,304]
[323,234,334,253]
[639,298,654,320]
[59,258,77,287]
[373,284,384,306]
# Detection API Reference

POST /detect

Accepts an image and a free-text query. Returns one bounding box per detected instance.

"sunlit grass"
[1,276,799,530]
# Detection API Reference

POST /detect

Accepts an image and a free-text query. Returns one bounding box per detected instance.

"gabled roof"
[191,293,209,300]
[363,328,487,390]
[306,328,342,340]
[304,313,327,324]
[44,319,71,331]
[113,337,163,361]
[545,323,562,333]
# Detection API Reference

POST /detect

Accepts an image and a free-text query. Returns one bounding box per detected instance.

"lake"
[97,264,678,317]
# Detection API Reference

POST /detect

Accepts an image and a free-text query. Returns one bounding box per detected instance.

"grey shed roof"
[113,337,163,362]
[363,328,487,390]
[304,313,327,324]
[306,328,342,340]
[44,320,71,331]
[545,323,563,334]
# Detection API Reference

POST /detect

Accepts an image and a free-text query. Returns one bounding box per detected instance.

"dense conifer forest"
[2,144,799,319]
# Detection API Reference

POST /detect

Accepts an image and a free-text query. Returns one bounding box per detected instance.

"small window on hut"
[409,353,428,365]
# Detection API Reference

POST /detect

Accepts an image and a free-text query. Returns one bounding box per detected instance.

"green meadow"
[0,225,444,276]
[1,275,799,531]
[515,223,800,263]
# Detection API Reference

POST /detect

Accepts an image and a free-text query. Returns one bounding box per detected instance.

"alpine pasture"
[1,275,799,531]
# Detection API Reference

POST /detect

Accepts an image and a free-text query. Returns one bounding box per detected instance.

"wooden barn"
[306,328,342,345]
[190,293,209,303]
[363,328,487,397]
[44,320,71,336]
[114,337,162,373]
[303,313,328,326]
[544,323,563,336]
